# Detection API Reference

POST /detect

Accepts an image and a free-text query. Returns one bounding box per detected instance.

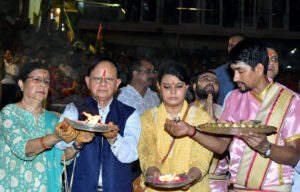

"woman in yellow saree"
[138,64,213,192]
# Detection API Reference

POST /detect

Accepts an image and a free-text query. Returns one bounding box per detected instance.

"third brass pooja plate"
[196,122,277,135]
[65,119,118,133]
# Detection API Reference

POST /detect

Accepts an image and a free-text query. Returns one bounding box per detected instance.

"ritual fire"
[82,111,101,124]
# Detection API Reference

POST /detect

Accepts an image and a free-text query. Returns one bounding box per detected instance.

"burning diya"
[65,112,118,132]
[146,174,193,188]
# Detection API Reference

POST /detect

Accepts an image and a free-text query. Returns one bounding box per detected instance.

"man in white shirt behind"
[117,57,160,116]
[117,57,160,183]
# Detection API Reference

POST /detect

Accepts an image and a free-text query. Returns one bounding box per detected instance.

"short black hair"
[18,62,50,82]
[128,58,142,82]
[194,71,218,83]
[158,64,189,84]
[5,48,15,56]
[229,33,247,40]
[87,57,119,77]
[229,38,268,74]
[262,41,277,50]
[128,57,154,82]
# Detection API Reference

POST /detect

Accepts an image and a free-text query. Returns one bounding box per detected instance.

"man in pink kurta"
[219,83,300,190]
[164,39,300,192]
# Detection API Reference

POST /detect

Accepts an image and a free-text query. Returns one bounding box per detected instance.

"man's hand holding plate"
[239,131,270,155]
[102,127,120,144]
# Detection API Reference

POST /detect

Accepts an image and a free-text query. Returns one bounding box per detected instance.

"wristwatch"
[259,143,272,158]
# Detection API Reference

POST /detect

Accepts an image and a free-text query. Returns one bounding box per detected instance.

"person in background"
[165,39,300,191]
[192,71,228,191]
[192,71,222,121]
[117,57,160,183]
[138,64,213,192]
[265,45,300,192]
[0,62,94,191]
[117,57,160,116]
[0,49,19,109]
[56,58,141,192]
[266,46,279,81]
[214,33,246,106]
[18,54,30,69]
[265,44,297,95]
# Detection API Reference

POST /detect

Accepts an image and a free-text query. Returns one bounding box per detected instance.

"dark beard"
[196,85,218,103]
[237,82,252,93]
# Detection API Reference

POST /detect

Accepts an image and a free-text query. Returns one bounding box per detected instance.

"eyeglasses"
[90,76,115,84]
[198,76,219,84]
[27,76,50,84]
[138,68,157,74]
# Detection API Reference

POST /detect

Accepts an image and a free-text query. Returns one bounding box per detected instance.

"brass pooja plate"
[145,174,193,189]
[65,119,118,133]
[196,122,277,135]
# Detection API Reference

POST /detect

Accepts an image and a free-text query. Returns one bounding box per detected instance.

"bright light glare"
[176,7,213,11]
[286,65,292,69]
[86,2,120,7]
[121,8,126,14]
[291,48,297,54]
[55,8,61,15]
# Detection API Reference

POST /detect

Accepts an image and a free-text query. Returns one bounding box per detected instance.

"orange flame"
[82,111,101,124]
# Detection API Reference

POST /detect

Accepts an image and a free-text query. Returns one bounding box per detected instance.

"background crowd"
[0,15,299,111]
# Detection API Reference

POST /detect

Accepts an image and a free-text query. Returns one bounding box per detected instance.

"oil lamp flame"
[82,111,101,124]
[159,174,180,182]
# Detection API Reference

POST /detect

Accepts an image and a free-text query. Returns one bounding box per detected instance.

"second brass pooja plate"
[65,119,118,133]
[196,122,277,135]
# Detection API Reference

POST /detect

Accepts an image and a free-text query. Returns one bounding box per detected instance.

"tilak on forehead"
[41,70,48,77]
[268,50,272,56]
[102,69,106,77]
[172,81,175,85]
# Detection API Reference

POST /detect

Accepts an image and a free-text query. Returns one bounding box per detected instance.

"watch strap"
[259,143,272,158]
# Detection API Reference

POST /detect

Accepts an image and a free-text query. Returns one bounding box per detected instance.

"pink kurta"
[219,83,300,188]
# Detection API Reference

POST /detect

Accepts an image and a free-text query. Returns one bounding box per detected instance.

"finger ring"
[174,117,180,123]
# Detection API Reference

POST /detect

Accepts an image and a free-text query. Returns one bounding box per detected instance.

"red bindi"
[171,81,175,85]
[268,50,272,56]
[103,70,106,77]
